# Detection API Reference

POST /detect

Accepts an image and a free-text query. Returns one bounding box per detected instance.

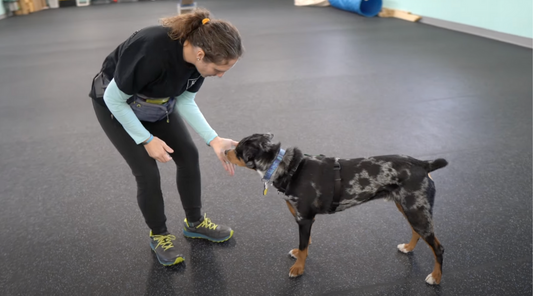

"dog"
[225,133,448,285]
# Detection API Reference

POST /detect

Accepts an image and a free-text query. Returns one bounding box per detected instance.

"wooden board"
[14,0,31,15]
[393,10,421,22]
[379,8,421,22]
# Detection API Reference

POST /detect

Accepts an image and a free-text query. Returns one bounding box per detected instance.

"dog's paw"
[289,264,304,277]
[397,243,412,254]
[289,249,298,259]
[425,273,441,285]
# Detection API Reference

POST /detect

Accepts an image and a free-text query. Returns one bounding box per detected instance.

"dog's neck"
[261,148,286,182]
[261,147,304,193]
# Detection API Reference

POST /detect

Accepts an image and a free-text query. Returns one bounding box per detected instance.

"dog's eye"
[243,151,252,161]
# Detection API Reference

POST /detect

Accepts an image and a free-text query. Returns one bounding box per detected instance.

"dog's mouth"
[225,149,248,168]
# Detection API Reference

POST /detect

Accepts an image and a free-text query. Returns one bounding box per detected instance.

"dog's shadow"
[396,251,443,294]
[274,250,443,295]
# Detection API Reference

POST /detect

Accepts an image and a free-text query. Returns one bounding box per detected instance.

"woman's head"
[161,9,244,77]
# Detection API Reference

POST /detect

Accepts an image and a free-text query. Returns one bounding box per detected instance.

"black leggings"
[92,99,202,234]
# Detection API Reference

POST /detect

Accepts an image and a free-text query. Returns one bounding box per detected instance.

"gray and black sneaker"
[183,213,234,243]
[150,231,185,266]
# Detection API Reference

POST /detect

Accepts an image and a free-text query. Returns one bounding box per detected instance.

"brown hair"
[161,8,244,64]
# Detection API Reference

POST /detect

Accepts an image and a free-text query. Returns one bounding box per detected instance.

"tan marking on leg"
[395,202,405,216]
[286,201,312,245]
[289,247,308,277]
[428,173,433,180]
[424,237,443,285]
[286,201,296,217]
[396,203,442,284]
[395,203,421,252]
[405,229,421,251]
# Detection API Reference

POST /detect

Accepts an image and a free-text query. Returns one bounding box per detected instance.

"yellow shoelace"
[151,234,176,251]
[197,214,218,230]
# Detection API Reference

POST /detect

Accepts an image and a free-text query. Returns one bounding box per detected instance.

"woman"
[89,8,243,266]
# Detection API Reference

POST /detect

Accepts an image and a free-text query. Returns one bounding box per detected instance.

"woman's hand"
[144,136,174,163]
[210,136,239,176]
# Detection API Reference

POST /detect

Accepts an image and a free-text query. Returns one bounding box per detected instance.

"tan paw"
[289,264,304,277]
[289,249,298,259]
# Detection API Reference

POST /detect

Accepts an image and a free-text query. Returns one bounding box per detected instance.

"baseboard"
[420,16,532,49]
[90,0,111,4]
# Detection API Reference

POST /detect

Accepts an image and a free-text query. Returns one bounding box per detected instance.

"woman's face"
[195,58,238,78]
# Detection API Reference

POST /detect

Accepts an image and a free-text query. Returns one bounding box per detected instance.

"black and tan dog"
[225,133,448,285]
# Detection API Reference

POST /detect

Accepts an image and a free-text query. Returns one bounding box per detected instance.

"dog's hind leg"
[395,202,421,253]
[421,234,444,285]
[400,188,444,285]
[288,217,314,277]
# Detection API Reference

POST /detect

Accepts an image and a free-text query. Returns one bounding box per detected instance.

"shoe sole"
[150,244,185,266]
[183,229,234,243]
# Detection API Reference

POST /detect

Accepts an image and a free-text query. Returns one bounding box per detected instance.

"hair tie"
[202,18,210,25]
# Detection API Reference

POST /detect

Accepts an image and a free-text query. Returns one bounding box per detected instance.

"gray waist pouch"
[89,71,110,100]
[127,96,177,123]
[90,71,175,123]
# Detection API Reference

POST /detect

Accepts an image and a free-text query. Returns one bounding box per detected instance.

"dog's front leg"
[286,201,312,245]
[289,218,314,277]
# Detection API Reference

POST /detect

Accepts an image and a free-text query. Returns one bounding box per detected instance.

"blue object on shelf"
[329,0,383,17]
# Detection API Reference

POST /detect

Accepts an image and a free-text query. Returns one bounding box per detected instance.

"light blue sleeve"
[175,91,218,145]
[103,78,151,145]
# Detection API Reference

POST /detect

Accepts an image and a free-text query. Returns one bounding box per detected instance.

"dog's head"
[226,133,281,171]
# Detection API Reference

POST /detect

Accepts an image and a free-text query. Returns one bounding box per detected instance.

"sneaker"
[150,231,185,266]
[183,213,234,243]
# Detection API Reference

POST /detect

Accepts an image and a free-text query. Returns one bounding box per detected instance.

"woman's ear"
[196,48,205,61]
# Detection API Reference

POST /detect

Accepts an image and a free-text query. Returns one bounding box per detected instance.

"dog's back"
[336,155,447,211]
[284,154,447,214]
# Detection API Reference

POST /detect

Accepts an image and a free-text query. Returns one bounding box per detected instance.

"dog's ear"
[259,141,269,151]
[264,133,274,141]
[260,134,275,151]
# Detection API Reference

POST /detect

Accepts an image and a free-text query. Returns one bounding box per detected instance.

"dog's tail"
[425,158,448,172]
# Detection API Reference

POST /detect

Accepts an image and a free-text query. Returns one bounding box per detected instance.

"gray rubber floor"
[0,1,531,295]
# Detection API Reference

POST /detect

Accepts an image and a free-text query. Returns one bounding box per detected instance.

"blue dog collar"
[263,149,286,182]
